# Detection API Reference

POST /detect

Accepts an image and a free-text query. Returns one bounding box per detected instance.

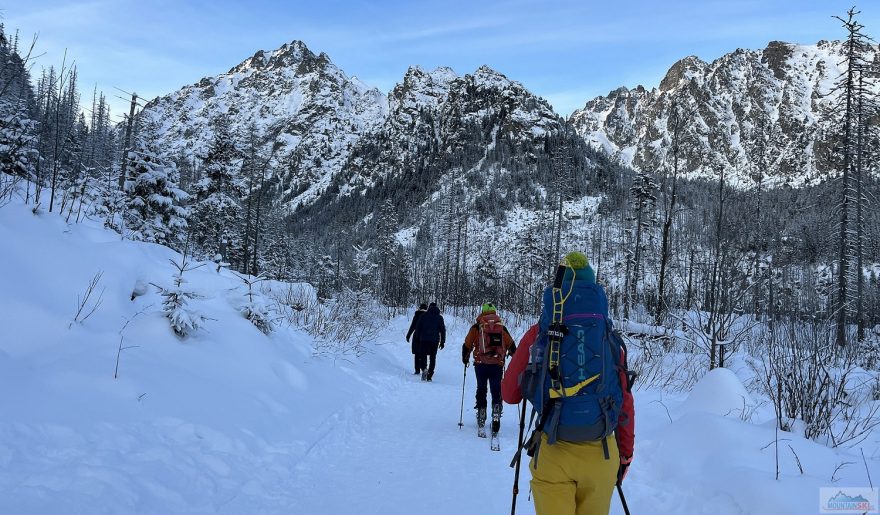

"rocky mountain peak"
[228,40,318,75]
[470,65,514,88]
[659,55,708,92]
[762,40,795,79]
[394,65,457,98]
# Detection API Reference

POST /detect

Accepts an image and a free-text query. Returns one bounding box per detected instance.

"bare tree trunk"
[656,102,687,326]
[685,243,695,311]
[656,158,678,325]
[251,163,267,275]
[49,52,71,213]
[707,164,727,369]
[118,93,138,190]
[855,72,866,342]
[835,20,857,347]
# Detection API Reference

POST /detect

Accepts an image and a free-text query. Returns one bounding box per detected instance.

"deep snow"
[1,200,878,514]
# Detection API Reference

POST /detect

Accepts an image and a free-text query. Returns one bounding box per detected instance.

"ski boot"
[476,407,487,438]
[490,403,502,451]
[421,370,427,381]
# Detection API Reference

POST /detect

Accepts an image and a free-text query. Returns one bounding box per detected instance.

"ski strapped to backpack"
[519,259,628,463]
[518,264,567,463]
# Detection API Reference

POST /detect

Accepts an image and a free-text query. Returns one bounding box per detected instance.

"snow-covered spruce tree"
[376,198,398,302]
[158,254,208,338]
[123,135,188,246]
[239,122,275,276]
[387,246,413,308]
[190,118,243,267]
[474,240,498,302]
[0,99,37,197]
[0,26,38,201]
[82,88,117,186]
[37,57,80,214]
[234,272,273,335]
[315,254,336,300]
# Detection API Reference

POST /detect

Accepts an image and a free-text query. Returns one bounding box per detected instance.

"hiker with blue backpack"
[461,302,517,447]
[502,252,635,515]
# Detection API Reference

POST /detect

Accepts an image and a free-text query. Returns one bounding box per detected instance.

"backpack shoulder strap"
[607,321,637,392]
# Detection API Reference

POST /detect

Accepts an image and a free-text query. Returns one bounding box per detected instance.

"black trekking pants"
[474,363,503,409]
[416,352,436,376]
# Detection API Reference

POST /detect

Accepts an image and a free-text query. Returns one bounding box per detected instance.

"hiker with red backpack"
[502,252,635,515]
[462,302,517,448]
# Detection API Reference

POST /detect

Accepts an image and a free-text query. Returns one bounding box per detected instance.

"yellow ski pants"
[529,434,618,515]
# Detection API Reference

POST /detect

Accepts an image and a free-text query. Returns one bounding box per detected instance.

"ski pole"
[510,399,527,515]
[458,363,468,429]
[616,483,631,515]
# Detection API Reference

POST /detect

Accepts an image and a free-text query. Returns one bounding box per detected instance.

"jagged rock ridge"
[569,40,878,188]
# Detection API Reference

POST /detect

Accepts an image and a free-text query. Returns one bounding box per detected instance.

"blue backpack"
[520,269,625,453]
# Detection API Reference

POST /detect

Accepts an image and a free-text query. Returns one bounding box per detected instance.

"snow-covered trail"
[286,319,781,515]
[290,320,537,515]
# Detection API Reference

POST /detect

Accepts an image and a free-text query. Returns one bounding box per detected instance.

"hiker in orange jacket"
[462,302,516,436]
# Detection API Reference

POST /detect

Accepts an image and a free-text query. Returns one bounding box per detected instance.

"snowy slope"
[1,200,878,514]
[0,201,385,513]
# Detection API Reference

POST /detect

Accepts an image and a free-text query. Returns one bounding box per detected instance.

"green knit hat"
[562,251,589,270]
[481,302,496,314]
[561,251,596,283]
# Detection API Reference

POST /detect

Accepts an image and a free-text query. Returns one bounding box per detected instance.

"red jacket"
[501,324,635,459]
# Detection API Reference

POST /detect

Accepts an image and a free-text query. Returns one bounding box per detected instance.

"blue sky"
[5,1,878,119]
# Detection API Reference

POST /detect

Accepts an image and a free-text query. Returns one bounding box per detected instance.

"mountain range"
[141,37,875,220]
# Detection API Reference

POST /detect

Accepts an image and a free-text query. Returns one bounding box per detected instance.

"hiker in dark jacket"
[414,302,446,381]
[406,303,428,375]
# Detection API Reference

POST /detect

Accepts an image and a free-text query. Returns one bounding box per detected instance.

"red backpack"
[476,313,506,365]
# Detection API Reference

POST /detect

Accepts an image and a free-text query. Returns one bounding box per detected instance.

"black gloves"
[617,455,632,485]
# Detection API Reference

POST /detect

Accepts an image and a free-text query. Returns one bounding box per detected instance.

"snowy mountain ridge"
[141,40,388,210]
[141,39,576,215]
[569,40,879,188]
[141,37,877,212]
